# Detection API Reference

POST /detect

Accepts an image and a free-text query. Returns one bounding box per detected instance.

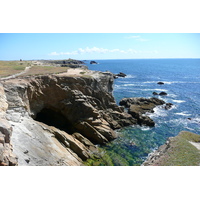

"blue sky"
[0,33,200,60]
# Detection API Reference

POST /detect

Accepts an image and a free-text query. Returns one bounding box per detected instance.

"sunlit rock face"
[0,70,135,166]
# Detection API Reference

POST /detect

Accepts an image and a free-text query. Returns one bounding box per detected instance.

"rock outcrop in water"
[119,97,173,127]
[0,69,136,166]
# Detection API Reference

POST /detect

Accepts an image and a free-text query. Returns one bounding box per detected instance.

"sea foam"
[172,100,186,103]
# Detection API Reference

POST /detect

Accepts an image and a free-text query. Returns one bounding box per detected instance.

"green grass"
[158,131,200,166]
[20,65,69,76]
[0,60,29,77]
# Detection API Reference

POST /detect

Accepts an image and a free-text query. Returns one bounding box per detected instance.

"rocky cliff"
[0,69,135,166]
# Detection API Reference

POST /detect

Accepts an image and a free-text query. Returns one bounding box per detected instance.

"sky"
[0,33,200,60]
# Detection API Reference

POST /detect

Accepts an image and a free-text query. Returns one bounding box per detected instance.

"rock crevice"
[0,71,135,165]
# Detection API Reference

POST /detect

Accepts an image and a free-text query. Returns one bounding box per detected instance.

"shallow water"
[87,59,200,166]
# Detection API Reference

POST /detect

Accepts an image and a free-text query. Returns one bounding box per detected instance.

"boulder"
[119,97,165,109]
[164,103,173,110]
[119,97,167,127]
[157,82,164,85]
[90,61,98,64]
[128,104,155,127]
[153,92,158,95]
[159,92,167,96]
[114,72,127,78]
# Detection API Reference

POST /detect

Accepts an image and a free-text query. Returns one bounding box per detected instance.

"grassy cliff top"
[153,131,200,166]
[0,60,29,77]
[0,59,87,78]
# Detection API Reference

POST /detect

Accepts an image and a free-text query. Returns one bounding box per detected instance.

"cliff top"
[143,131,200,166]
[0,59,88,79]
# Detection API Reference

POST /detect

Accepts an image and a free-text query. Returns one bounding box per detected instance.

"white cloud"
[125,35,141,39]
[49,47,157,56]
[136,38,149,42]
[49,51,60,56]
[125,35,149,42]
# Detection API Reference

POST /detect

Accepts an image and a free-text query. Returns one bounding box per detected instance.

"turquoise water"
[87,59,200,165]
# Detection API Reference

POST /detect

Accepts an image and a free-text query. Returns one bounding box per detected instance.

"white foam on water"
[172,100,186,103]
[147,106,168,118]
[117,81,130,83]
[140,126,152,131]
[143,81,157,84]
[175,112,191,116]
[125,74,136,78]
[191,117,200,123]
[123,84,136,86]
[168,93,178,98]
[163,81,173,84]
[141,88,168,92]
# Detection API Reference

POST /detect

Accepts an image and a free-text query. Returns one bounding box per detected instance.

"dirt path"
[0,66,32,80]
[189,141,200,150]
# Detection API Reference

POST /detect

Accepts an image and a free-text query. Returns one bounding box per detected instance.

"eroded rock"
[119,97,170,127]
[0,70,135,165]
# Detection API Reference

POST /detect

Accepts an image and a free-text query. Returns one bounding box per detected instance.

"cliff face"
[0,69,135,166]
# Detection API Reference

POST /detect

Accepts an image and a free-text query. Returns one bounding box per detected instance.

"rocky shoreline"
[0,68,137,166]
[1,60,194,166]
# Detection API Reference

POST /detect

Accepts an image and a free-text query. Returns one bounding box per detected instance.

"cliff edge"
[0,68,135,166]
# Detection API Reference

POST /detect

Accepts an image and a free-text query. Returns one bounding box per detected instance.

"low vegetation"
[19,66,69,76]
[159,131,200,166]
[0,60,70,78]
[0,60,30,77]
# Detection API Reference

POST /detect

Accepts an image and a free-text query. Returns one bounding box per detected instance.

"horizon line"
[1,57,200,61]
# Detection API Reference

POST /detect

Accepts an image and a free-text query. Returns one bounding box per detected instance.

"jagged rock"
[0,84,18,166]
[0,69,136,165]
[90,61,98,64]
[157,82,164,85]
[119,97,166,127]
[128,105,155,127]
[72,132,97,151]
[119,97,165,109]
[114,72,127,78]
[153,92,158,95]
[164,103,173,110]
[159,92,167,96]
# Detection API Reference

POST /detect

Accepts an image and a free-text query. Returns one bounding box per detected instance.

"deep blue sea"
[86,59,200,165]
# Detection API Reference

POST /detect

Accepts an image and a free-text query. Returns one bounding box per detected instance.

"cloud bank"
[125,35,149,42]
[49,47,157,56]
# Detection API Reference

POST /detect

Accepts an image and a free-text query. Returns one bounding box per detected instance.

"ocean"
[87,59,200,165]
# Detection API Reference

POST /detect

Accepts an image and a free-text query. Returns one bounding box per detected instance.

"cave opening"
[35,108,75,134]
